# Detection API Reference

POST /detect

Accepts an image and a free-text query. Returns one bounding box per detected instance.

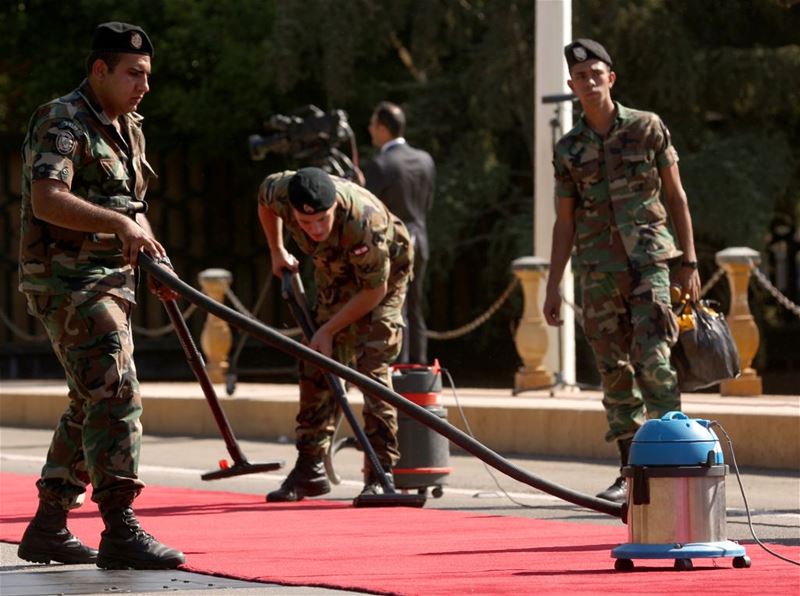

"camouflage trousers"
[25,292,144,510]
[580,263,680,442]
[296,285,407,469]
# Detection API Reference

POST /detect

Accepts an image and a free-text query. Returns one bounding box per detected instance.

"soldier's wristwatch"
[681,260,698,270]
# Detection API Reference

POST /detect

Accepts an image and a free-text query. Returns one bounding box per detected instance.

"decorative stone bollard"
[198,268,233,385]
[511,257,554,393]
[715,248,762,396]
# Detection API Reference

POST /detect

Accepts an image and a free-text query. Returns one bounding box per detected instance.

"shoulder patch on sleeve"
[55,131,76,155]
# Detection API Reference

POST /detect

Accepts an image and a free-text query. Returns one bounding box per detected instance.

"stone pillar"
[512,257,554,394]
[715,248,762,396]
[198,268,233,385]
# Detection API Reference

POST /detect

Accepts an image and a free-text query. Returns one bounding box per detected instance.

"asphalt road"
[1,426,798,595]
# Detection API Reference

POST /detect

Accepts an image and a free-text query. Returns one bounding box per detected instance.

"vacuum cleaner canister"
[612,411,749,571]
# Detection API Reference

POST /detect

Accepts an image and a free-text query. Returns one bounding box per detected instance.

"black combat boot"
[17,501,98,564]
[596,437,633,503]
[266,453,330,502]
[96,506,185,570]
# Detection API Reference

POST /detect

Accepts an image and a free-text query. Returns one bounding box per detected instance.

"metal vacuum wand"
[156,270,284,480]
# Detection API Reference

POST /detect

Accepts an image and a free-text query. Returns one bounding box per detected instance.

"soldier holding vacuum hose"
[543,39,701,503]
[17,22,184,569]
[257,167,413,501]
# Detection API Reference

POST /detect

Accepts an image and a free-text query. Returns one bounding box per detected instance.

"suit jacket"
[364,142,435,260]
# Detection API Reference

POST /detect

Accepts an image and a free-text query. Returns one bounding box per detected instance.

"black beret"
[288,168,336,214]
[92,22,153,57]
[564,38,612,71]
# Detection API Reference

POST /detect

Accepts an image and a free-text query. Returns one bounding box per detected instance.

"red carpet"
[1,472,798,595]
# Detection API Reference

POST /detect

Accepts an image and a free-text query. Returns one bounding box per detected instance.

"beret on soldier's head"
[564,38,612,71]
[92,22,153,57]
[288,168,336,214]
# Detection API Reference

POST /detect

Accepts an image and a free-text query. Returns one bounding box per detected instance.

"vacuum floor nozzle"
[201,461,284,481]
[353,493,427,508]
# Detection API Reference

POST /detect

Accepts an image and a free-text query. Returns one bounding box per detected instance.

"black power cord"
[710,420,800,567]
[441,367,546,509]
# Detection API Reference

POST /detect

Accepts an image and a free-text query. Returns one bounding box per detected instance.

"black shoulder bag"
[671,300,741,392]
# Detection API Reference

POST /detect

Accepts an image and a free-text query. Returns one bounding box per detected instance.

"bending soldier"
[257,167,412,501]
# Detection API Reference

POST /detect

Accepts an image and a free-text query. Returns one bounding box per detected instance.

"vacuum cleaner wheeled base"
[612,541,751,571]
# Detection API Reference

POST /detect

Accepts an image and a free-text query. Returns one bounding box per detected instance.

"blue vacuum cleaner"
[612,411,751,571]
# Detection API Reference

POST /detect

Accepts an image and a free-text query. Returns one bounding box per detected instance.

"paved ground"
[2,426,798,595]
[4,380,798,470]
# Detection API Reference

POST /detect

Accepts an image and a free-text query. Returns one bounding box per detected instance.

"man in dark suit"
[363,101,436,364]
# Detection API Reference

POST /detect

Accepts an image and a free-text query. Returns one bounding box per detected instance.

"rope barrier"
[700,267,726,298]
[750,265,800,318]
[5,258,799,344]
[132,303,198,338]
[224,285,302,338]
[426,277,520,340]
[223,285,260,320]
[0,308,47,342]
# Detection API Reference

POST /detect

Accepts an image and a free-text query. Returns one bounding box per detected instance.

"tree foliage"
[2,0,798,383]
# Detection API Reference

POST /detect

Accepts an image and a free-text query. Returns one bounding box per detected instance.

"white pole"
[534,0,576,387]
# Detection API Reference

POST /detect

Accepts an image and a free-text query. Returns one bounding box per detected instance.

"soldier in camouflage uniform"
[17,22,184,569]
[257,167,412,502]
[543,39,701,503]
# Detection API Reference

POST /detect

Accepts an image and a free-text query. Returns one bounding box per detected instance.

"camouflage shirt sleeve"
[349,226,391,290]
[258,170,294,220]
[654,117,679,169]
[28,116,85,189]
[553,142,578,199]
[342,194,392,290]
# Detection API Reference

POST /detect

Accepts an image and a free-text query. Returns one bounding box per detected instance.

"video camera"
[248,105,358,179]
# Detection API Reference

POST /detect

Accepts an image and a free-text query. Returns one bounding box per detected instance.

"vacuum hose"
[141,253,623,519]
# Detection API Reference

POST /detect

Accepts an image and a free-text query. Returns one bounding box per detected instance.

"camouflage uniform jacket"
[259,171,412,323]
[553,102,682,272]
[19,79,157,304]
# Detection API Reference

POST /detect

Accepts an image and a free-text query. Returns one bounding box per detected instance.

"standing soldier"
[257,167,412,501]
[17,22,184,568]
[543,39,701,502]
